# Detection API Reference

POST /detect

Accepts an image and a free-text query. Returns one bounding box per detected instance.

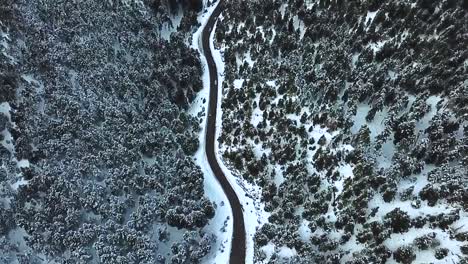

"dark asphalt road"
[201,1,246,263]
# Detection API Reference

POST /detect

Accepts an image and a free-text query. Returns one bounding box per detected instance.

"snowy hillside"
[215,0,468,263]
[0,0,220,263]
[1,0,466,263]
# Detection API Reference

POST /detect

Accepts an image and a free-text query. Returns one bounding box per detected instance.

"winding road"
[201,1,246,263]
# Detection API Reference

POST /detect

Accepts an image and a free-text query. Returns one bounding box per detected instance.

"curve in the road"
[201,1,246,263]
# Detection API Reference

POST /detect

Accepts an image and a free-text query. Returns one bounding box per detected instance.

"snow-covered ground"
[1,29,31,190]
[188,1,233,263]
[160,7,184,41]
[210,0,468,262]
[0,102,29,190]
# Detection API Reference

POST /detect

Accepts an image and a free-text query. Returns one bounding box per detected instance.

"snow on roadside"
[188,1,232,263]
[211,15,270,264]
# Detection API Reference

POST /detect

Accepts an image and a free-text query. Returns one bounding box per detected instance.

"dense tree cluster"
[0,0,215,263]
[216,0,467,262]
